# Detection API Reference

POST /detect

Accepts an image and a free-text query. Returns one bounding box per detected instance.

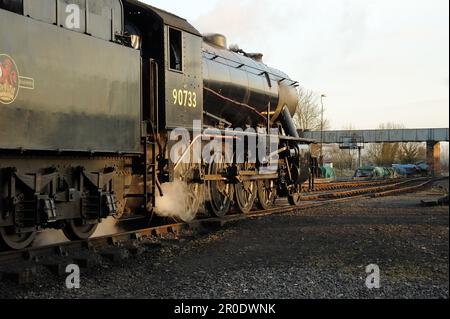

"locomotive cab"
[122,0,204,131]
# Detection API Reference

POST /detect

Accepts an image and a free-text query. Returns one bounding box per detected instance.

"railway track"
[0,177,440,284]
[301,178,428,200]
[302,178,409,193]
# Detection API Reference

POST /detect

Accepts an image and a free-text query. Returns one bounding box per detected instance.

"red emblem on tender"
[0,54,20,104]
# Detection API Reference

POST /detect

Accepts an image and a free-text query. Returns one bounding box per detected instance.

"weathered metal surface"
[0,156,132,228]
[202,41,299,127]
[21,0,123,41]
[164,28,203,129]
[0,9,141,153]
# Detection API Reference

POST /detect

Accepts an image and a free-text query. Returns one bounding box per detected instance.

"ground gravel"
[0,181,448,299]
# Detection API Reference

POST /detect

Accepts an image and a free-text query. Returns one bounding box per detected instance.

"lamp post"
[320,94,326,166]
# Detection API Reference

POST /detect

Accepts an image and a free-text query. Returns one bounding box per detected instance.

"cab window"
[169,28,183,72]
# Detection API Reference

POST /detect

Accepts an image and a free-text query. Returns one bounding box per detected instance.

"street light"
[320,94,327,166]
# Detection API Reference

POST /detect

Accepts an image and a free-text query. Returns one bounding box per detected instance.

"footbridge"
[301,128,449,176]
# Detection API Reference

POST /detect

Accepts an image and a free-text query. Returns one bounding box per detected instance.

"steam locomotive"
[0,0,312,250]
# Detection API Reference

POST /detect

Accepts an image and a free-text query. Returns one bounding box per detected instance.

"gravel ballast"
[0,181,448,299]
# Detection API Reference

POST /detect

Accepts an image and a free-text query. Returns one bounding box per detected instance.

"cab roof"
[124,0,201,36]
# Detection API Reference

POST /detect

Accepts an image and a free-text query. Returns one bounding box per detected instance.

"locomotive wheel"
[257,179,277,210]
[288,184,302,206]
[287,159,303,206]
[0,226,36,251]
[63,219,98,241]
[235,163,257,214]
[207,153,234,217]
[173,161,203,223]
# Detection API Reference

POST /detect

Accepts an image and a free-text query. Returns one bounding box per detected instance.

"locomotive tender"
[0,0,312,250]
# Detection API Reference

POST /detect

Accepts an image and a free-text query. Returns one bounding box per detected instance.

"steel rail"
[0,177,441,283]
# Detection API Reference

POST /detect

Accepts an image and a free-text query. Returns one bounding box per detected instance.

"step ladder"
[125,136,157,212]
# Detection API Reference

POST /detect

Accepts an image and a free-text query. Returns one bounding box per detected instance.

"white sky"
[142,0,449,130]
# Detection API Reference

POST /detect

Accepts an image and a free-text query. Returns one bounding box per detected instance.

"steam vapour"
[155,181,202,222]
[93,217,121,237]
[34,230,69,247]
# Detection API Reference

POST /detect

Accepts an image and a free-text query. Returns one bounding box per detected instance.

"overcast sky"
[142,0,449,130]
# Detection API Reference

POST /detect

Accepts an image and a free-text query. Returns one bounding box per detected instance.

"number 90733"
[172,88,197,108]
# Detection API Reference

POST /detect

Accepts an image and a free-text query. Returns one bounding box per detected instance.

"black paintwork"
[202,41,297,128]
[0,1,310,247]
[0,7,141,154]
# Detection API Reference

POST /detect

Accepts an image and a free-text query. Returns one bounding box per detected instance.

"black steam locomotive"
[0,0,312,250]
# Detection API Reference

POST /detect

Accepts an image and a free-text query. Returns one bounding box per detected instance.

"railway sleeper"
[41,256,75,277]
[0,262,37,285]
[99,246,130,263]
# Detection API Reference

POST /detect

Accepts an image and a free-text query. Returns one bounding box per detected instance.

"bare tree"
[366,143,401,166]
[294,88,330,132]
[365,123,403,166]
[398,143,426,164]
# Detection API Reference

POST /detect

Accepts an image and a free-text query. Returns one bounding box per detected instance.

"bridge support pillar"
[426,141,441,177]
